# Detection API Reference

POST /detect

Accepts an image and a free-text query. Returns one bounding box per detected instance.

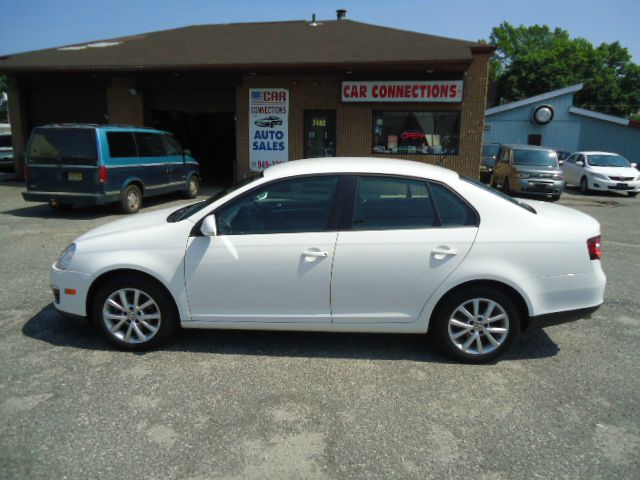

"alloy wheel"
[102,288,161,344]
[447,298,509,355]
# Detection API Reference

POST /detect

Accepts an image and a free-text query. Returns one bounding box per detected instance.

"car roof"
[574,151,622,156]
[35,123,165,133]
[501,144,556,152]
[263,157,459,182]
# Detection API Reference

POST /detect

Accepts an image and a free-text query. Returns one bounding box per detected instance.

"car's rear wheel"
[184,174,200,199]
[580,176,590,194]
[49,199,73,210]
[92,275,178,350]
[431,287,521,363]
[120,184,142,214]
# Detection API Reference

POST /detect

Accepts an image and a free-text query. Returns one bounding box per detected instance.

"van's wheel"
[430,287,521,363]
[184,175,200,199]
[49,199,72,210]
[120,184,142,214]
[580,176,590,194]
[91,275,179,351]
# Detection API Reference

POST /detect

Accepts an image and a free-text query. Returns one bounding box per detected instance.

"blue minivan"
[23,124,200,213]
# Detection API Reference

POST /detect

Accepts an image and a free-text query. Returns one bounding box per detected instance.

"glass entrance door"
[304,110,336,158]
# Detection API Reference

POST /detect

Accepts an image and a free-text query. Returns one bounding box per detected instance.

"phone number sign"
[249,88,289,172]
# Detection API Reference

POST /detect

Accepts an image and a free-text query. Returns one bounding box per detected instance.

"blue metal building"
[484,84,640,163]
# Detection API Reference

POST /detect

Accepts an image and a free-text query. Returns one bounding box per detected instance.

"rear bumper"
[529,303,602,328]
[22,191,119,205]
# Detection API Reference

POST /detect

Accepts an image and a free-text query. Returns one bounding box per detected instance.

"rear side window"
[107,132,137,158]
[353,176,435,230]
[134,132,166,157]
[429,182,477,226]
[28,128,97,165]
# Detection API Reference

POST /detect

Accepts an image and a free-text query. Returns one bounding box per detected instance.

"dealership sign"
[341,80,463,103]
[249,88,289,171]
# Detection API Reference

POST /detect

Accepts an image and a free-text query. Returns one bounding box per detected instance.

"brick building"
[0,14,494,184]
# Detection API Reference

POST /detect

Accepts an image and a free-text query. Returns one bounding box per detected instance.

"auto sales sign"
[249,88,289,172]
[341,80,463,103]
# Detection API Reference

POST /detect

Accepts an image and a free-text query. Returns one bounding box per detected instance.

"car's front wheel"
[580,176,590,194]
[184,174,200,199]
[92,275,179,350]
[431,287,521,363]
[628,192,638,198]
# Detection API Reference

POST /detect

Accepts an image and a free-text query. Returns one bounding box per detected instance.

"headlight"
[552,173,563,180]
[55,243,76,270]
[515,171,530,178]
[590,172,608,180]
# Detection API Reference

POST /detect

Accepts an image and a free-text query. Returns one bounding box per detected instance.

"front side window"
[372,111,460,155]
[353,176,435,230]
[107,132,137,158]
[164,134,183,156]
[216,176,340,235]
[28,128,97,165]
[134,132,166,157]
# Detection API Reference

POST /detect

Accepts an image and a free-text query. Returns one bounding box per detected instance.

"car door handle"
[431,247,458,258]
[302,250,328,258]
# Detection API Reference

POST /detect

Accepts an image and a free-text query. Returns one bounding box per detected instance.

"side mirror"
[201,215,217,236]
[576,161,584,167]
[631,162,637,168]
[184,148,192,157]
[559,159,565,166]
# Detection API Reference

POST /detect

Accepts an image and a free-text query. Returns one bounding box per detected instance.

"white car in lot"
[51,157,606,362]
[561,151,640,196]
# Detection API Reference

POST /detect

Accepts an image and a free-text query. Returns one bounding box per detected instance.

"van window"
[164,135,182,156]
[107,132,137,158]
[28,128,97,165]
[134,132,166,157]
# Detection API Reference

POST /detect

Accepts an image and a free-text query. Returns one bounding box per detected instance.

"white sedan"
[51,158,606,362]
[561,151,639,196]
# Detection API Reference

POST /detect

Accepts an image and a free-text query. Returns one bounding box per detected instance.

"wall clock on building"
[532,105,554,125]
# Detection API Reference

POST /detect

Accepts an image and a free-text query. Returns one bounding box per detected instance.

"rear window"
[107,132,137,158]
[0,135,11,148]
[135,132,166,157]
[28,128,98,165]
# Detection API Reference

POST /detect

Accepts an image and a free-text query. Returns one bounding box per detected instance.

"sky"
[1,0,639,62]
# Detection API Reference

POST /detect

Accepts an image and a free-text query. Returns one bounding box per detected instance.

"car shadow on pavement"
[23,304,560,364]
[1,193,190,220]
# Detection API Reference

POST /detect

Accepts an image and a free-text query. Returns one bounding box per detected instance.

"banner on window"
[341,80,463,103]
[249,89,289,172]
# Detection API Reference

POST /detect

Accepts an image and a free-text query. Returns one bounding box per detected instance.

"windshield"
[482,145,499,157]
[167,172,264,222]
[27,128,98,165]
[462,177,537,214]
[587,154,630,168]
[512,149,558,167]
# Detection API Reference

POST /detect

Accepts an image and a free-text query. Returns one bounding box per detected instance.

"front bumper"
[589,177,640,192]
[23,191,119,206]
[50,265,92,317]
[516,178,564,196]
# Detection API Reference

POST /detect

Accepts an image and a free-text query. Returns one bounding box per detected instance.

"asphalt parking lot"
[0,175,638,479]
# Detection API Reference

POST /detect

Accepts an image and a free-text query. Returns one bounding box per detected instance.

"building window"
[372,111,460,155]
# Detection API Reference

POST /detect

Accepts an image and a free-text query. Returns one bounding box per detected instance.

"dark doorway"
[304,110,336,158]
[148,111,236,186]
[528,134,542,146]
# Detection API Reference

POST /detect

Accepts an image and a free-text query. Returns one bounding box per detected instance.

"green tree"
[488,22,640,118]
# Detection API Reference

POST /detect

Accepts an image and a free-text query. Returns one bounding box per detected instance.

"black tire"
[490,175,497,188]
[503,177,512,196]
[628,192,638,198]
[579,176,590,195]
[120,184,142,214]
[91,275,179,351]
[550,194,561,202]
[184,174,200,199]
[430,286,521,363]
[49,199,73,210]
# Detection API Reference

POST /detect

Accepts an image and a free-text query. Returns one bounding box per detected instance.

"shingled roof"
[0,20,493,72]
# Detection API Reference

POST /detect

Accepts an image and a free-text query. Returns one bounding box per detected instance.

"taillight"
[587,235,602,261]
[98,165,108,183]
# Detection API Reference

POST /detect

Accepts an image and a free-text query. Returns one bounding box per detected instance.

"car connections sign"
[341,80,463,103]
[249,89,289,171]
